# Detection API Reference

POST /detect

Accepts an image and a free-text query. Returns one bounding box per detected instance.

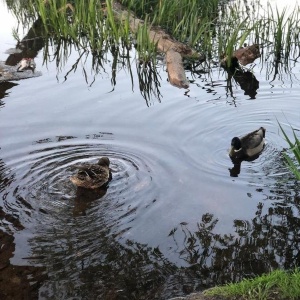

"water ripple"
[2,141,159,239]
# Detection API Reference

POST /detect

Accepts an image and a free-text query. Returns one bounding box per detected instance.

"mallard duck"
[70,157,112,189]
[17,58,36,73]
[229,127,266,159]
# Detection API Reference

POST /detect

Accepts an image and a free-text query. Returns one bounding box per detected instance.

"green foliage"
[136,16,157,63]
[204,269,300,299]
[6,0,300,71]
[120,0,219,49]
[279,122,300,180]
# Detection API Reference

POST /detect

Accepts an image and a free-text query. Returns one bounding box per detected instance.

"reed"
[279,122,300,180]
[121,0,219,48]
[135,16,157,63]
[6,0,300,79]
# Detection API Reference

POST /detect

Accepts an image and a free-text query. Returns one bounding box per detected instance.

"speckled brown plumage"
[70,157,112,189]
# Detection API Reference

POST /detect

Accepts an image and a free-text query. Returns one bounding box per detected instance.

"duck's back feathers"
[70,157,111,189]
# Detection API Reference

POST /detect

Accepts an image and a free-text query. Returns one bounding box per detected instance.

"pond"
[0,0,300,299]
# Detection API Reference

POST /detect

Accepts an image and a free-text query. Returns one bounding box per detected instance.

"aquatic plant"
[279,122,300,180]
[5,0,300,82]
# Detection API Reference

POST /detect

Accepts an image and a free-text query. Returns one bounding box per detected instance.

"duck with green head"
[229,127,266,159]
[70,157,112,189]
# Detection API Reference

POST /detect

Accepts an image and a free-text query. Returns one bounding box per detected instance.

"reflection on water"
[5,18,44,68]
[0,156,15,194]
[73,187,108,217]
[227,69,259,99]
[229,151,263,177]
[0,82,18,102]
[0,229,47,299]
[0,134,299,298]
[0,12,162,104]
[169,198,300,284]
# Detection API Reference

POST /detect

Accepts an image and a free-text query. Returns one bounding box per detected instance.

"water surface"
[1,1,300,299]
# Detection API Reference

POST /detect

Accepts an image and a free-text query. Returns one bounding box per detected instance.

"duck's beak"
[229,146,235,157]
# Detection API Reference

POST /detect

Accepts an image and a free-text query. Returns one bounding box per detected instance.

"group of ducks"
[70,127,266,190]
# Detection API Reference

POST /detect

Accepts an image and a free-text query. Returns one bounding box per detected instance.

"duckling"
[70,157,112,189]
[17,58,36,73]
[229,127,266,159]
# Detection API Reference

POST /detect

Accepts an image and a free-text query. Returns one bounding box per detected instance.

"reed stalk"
[6,0,300,78]
[279,122,300,180]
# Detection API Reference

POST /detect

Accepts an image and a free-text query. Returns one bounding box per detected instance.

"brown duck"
[70,157,112,189]
[229,127,266,159]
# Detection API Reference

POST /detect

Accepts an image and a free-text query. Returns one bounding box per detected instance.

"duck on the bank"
[70,157,112,189]
[17,58,36,73]
[229,127,266,159]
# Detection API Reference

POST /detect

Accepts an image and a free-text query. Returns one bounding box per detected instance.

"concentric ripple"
[2,141,159,239]
[163,100,293,188]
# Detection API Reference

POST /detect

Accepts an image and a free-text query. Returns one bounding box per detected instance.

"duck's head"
[97,157,110,167]
[229,137,242,157]
[231,137,242,150]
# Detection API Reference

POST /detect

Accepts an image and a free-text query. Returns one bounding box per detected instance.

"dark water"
[1,2,300,299]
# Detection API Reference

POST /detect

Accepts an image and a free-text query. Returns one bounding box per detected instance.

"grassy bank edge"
[201,269,300,300]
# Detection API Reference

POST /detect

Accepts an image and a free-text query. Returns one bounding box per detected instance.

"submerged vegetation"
[204,269,300,300]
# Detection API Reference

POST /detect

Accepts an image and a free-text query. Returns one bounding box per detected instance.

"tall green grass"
[204,269,300,300]
[6,0,300,77]
[279,122,300,180]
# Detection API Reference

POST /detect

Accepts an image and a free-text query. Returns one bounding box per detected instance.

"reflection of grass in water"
[205,269,300,300]
[18,0,156,63]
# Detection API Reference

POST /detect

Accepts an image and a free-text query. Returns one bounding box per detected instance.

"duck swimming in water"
[70,157,112,189]
[17,58,36,73]
[229,127,266,159]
